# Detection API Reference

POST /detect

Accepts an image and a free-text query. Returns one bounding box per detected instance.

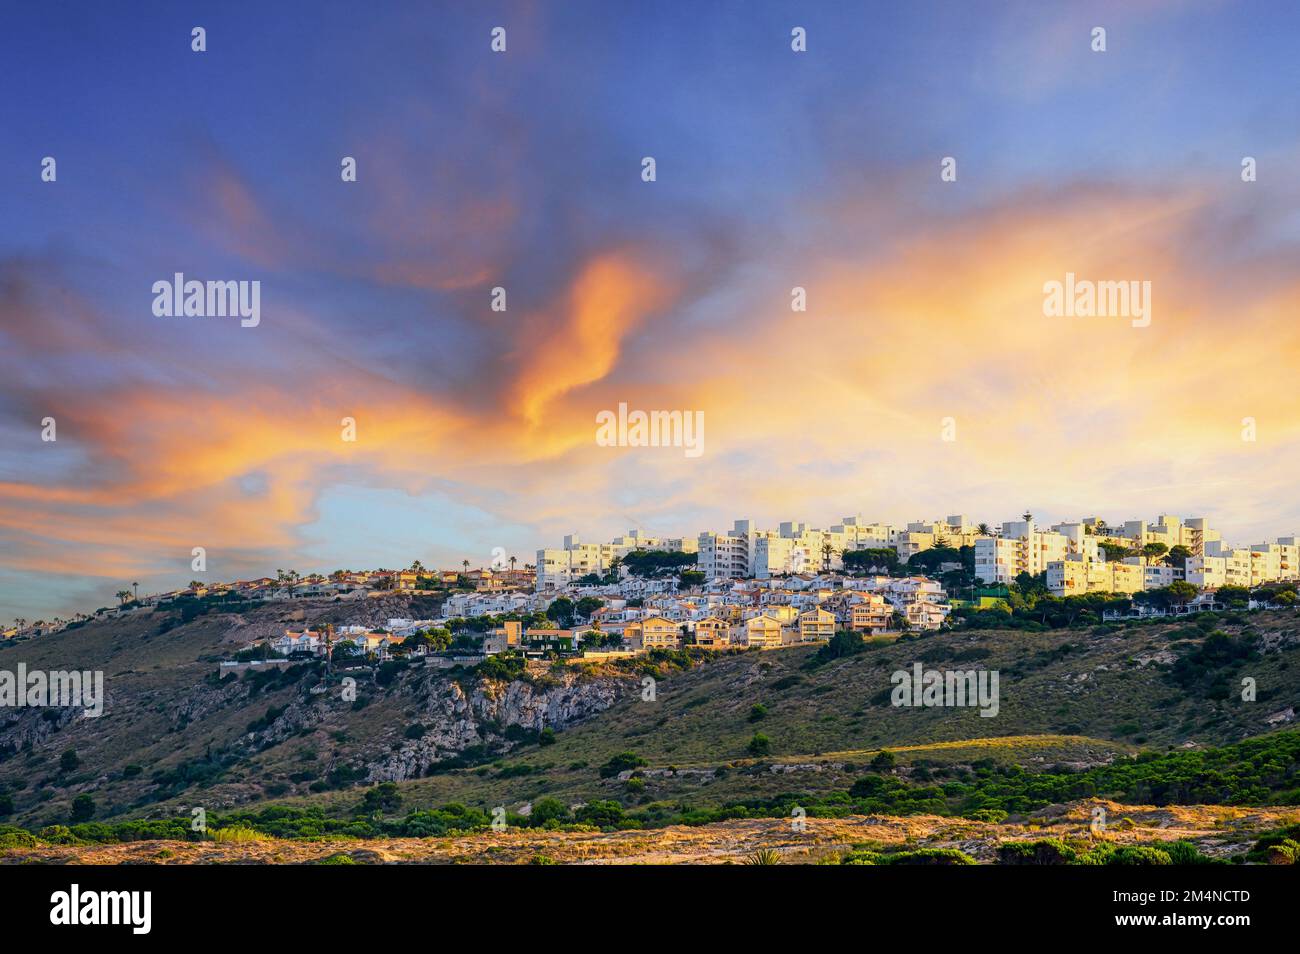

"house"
[483,620,525,654]
[694,616,732,649]
[625,616,681,650]
[797,608,836,643]
[269,629,324,656]
[743,614,788,649]
[848,594,891,634]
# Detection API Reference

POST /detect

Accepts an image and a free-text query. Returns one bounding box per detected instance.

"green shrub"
[997,839,1078,865]
[70,794,95,822]
[599,752,647,778]
[883,848,976,865]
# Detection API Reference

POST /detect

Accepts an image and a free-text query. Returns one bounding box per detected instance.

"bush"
[575,800,625,828]
[538,728,556,746]
[0,826,39,849]
[997,839,1078,865]
[964,808,1008,823]
[530,798,571,827]
[70,794,95,823]
[748,703,768,723]
[870,750,897,771]
[211,825,270,843]
[358,782,403,815]
[747,733,772,757]
[883,848,976,865]
[599,752,647,778]
[1265,839,1299,865]
[1103,845,1172,866]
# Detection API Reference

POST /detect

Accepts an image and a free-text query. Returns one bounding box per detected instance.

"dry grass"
[4,800,1295,866]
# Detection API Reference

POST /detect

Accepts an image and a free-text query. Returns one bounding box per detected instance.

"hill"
[1,599,1298,834]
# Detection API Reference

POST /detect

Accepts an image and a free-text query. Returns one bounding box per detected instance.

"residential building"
[797,608,836,643]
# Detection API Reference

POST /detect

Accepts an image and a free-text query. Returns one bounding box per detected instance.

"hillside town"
[8,512,1300,667]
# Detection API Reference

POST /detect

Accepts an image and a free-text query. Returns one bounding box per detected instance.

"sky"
[3,0,1300,621]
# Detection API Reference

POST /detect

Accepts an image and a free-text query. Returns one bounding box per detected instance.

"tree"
[599,752,647,778]
[1166,545,1192,569]
[115,590,131,605]
[621,550,697,578]
[871,750,897,772]
[70,794,95,823]
[546,597,575,628]
[1215,585,1250,609]
[530,797,570,826]
[1141,543,1168,564]
[842,548,899,575]
[820,539,838,571]
[1099,542,1130,562]
[60,749,80,774]
[1167,580,1197,607]
[907,546,962,575]
[574,596,604,621]
[358,782,402,815]
[747,733,771,756]
[462,559,471,574]
[975,523,992,537]
[132,581,140,601]
[678,570,705,587]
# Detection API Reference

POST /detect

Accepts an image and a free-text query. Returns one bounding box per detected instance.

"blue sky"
[4,0,1300,621]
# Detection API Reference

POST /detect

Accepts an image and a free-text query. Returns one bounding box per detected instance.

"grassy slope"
[2,602,1298,826]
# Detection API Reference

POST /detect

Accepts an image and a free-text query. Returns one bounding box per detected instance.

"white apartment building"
[1088,514,1220,556]
[698,520,757,579]
[895,516,988,560]
[537,531,696,588]
[1249,541,1300,586]
[829,516,900,550]
[974,520,1069,584]
[1046,554,1145,596]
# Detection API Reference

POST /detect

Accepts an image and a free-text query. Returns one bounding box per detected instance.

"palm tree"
[116,590,131,605]
[1021,512,1033,524]
[975,523,992,537]
[820,540,838,572]
[509,555,518,574]
[462,559,470,573]
[410,559,425,574]
[132,581,140,601]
